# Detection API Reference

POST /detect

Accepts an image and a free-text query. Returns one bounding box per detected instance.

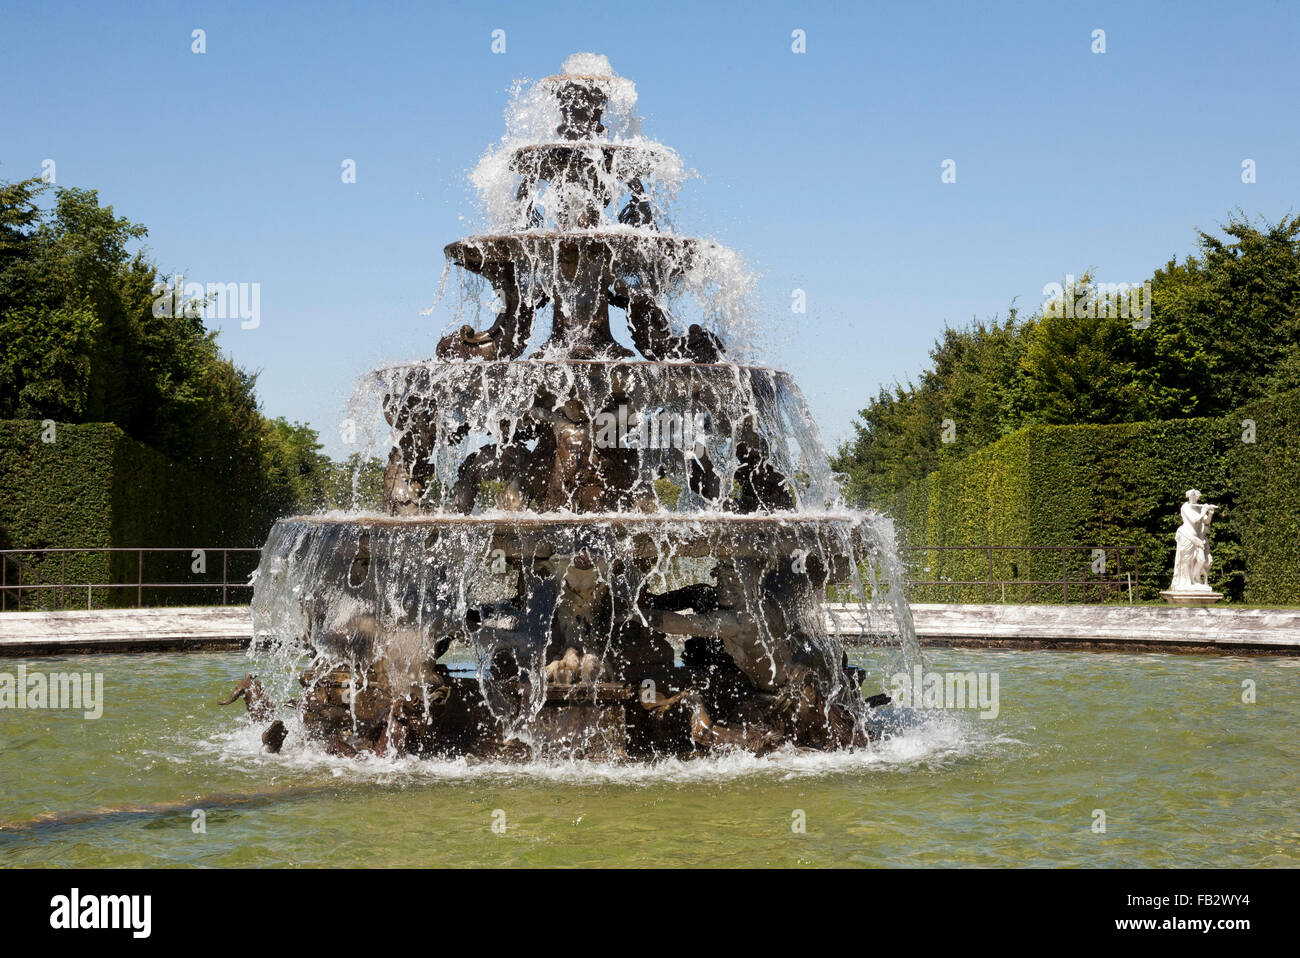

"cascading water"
[248,53,921,762]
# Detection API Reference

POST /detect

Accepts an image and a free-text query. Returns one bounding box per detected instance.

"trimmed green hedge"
[893,394,1300,604]
[0,421,267,607]
[1226,392,1300,604]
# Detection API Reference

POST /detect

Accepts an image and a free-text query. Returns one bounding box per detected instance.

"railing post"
[222,549,228,606]
[60,553,67,611]
[987,546,994,603]
[137,549,143,608]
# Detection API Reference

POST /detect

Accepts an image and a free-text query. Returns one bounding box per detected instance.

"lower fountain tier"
[248,510,911,760]
[251,511,901,665]
[298,666,636,760]
[260,512,884,572]
[293,663,872,761]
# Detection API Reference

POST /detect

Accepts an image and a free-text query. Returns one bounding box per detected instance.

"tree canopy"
[834,213,1300,507]
[0,176,373,520]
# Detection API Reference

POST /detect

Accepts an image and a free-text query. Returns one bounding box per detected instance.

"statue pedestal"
[1160,590,1224,607]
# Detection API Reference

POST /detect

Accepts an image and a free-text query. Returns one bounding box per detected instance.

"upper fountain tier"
[443,54,754,363]
[468,53,685,233]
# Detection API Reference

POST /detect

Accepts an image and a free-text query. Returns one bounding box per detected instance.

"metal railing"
[1,543,1139,612]
[0,547,262,611]
[899,544,1141,604]
[0,551,49,612]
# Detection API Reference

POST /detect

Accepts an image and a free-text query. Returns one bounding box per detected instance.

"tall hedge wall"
[1226,391,1300,604]
[894,394,1300,604]
[0,421,267,607]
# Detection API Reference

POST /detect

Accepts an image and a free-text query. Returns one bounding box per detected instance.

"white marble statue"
[1169,489,1217,592]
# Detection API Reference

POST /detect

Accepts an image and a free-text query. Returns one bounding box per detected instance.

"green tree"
[833,312,1028,506]
[1141,213,1300,416]
[261,417,332,516]
[835,214,1300,507]
[321,453,385,512]
[0,301,99,419]
[1019,274,1145,425]
[0,177,327,525]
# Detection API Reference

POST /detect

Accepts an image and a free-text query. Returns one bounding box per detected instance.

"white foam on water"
[186,708,1015,788]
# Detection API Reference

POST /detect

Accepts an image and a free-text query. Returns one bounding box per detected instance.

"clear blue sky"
[5,0,1298,458]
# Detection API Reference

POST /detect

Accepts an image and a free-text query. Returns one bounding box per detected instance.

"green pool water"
[1,648,1296,867]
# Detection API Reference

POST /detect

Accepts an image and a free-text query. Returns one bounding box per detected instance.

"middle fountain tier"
[371,358,839,515]
[249,53,919,762]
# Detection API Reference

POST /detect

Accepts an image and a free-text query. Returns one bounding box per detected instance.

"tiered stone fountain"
[248,54,919,761]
